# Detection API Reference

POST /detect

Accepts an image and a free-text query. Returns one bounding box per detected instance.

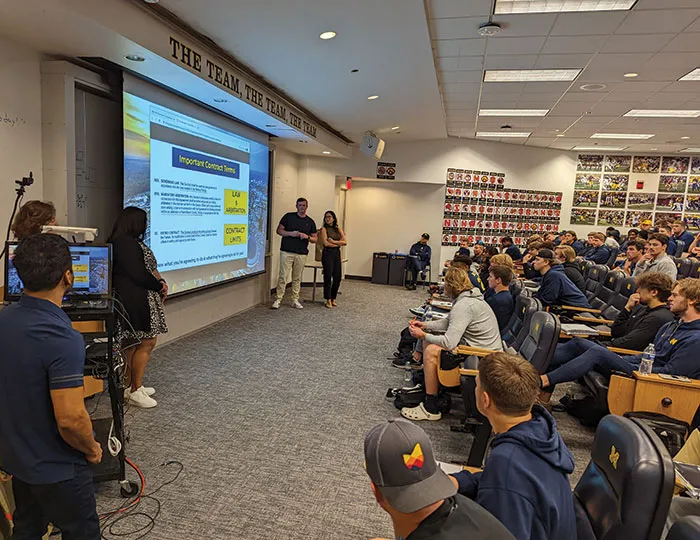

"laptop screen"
[4,242,111,302]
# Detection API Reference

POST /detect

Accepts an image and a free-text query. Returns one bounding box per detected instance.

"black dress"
[112,236,168,341]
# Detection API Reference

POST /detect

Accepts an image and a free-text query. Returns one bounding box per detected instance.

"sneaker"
[392,357,422,369]
[128,387,157,408]
[409,307,426,317]
[124,386,155,400]
[271,299,281,309]
[292,300,304,309]
[400,402,441,421]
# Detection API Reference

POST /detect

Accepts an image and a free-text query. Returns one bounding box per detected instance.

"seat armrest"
[573,315,615,325]
[455,345,499,357]
[459,368,479,377]
[607,346,643,355]
[559,305,602,314]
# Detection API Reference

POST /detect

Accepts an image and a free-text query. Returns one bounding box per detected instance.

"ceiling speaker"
[360,132,385,160]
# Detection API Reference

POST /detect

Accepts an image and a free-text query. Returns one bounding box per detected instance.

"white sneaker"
[400,402,441,421]
[271,299,281,309]
[124,386,155,399]
[292,300,304,309]
[128,387,157,408]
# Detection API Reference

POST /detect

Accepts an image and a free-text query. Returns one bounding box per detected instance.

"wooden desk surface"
[634,372,700,389]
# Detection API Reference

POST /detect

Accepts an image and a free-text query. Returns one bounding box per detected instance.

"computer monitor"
[3,242,112,303]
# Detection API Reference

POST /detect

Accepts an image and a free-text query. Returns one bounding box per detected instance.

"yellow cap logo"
[403,443,424,471]
[609,446,620,469]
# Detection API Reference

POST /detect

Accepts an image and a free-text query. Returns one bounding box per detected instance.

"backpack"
[389,386,452,414]
[624,411,690,457]
[394,327,417,360]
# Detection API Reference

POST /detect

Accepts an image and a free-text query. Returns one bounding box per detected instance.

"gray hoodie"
[424,289,503,351]
[632,253,678,281]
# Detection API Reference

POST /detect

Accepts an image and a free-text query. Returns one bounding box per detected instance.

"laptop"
[4,242,112,309]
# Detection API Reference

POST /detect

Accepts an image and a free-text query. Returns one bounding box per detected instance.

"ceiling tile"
[485,36,546,55]
[559,91,610,102]
[662,32,700,53]
[434,39,484,57]
[601,34,676,54]
[484,55,538,69]
[526,138,557,146]
[640,53,700,80]
[477,100,521,107]
[535,54,594,69]
[687,18,700,32]
[440,70,483,83]
[483,82,526,93]
[516,93,563,103]
[438,57,459,71]
[606,92,656,102]
[616,81,671,92]
[428,0,492,19]
[431,17,490,40]
[443,93,480,102]
[550,102,593,116]
[615,9,700,35]
[490,14,558,37]
[458,56,485,70]
[442,82,482,94]
[541,35,606,55]
[587,53,655,71]
[522,82,572,94]
[588,101,637,116]
[550,12,628,36]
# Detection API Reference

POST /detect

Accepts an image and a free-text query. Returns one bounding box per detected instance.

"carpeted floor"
[92,280,595,540]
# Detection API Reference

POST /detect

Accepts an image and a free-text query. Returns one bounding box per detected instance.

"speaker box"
[360,132,385,160]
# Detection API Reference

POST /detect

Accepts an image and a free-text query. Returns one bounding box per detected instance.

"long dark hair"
[323,210,338,229]
[108,207,147,242]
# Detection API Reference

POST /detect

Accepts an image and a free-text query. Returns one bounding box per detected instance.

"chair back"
[676,257,693,278]
[509,279,524,297]
[585,265,609,301]
[675,240,686,258]
[516,311,560,374]
[591,270,625,310]
[573,415,675,540]
[501,295,539,349]
[667,517,700,540]
[606,276,637,317]
[605,247,620,268]
[690,260,700,280]
[580,259,594,279]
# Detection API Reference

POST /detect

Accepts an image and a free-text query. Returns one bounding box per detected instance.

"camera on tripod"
[15,174,34,189]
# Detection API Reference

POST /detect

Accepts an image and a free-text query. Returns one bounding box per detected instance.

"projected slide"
[123,91,269,294]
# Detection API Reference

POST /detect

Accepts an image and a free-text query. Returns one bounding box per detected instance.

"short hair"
[478,352,539,416]
[296,197,308,204]
[489,264,513,284]
[627,228,639,236]
[528,241,543,252]
[675,278,700,312]
[444,266,474,298]
[501,236,513,244]
[489,254,514,269]
[588,232,605,241]
[452,253,473,267]
[11,200,56,240]
[541,241,555,250]
[555,245,576,262]
[526,234,543,246]
[13,234,72,292]
[647,232,669,246]
[672,220,686,228]
[627,239,647,252]
[636,272,673,302]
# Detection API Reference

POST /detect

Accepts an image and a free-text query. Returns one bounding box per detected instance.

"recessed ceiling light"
[351,69,359,73]
[580,83,607,91]
[367,95,379,100]
[591,133,654,140]
[681,136,691,140]
[322,151,331,155]
[319,31,336,40]
[143,0,159,3]
[624,72,639,78]
[477,23,502,37]
[573,146,627,151]
[681,148,700,153]
[213,97,228,103]
[391,126,400,130]
[125,54,145,62]
[476,131,531,138]
[650,148,658,151]
[556,134,566,137]
[679,68,700,81]
[625,109,700,118]
[494,0,636,14]
[479,109,549,117]
[484,69,581,82]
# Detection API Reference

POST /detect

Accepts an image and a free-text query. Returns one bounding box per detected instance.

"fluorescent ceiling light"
[681,148,700,153]
[681,136,691,140]
[479,109,549,117]
[476,131,531,138]
[624,73,639,78]
[590,133,654,140]
[484,69,581,82]
[625,110,700,118]
[573,146,627,151]
[679,68,700,81]
[319,31,336,40]
[494,0,636,14]
[367,95,379,100]
[322,151,331,155]
[391,126,400,130]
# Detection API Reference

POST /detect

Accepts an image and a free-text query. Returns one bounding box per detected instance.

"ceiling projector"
[360,131,385,160]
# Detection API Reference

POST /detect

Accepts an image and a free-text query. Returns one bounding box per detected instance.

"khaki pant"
[676,429,700,465]
[276,251,307,302]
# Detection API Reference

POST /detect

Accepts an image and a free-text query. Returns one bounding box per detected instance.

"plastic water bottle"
[639,344,655,375]
[404,360,413,383]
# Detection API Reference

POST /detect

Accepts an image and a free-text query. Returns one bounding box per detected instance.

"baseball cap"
[536,248,556,261]
[421,233,430,240]
[364,419,456,513]
[642,219,652,225]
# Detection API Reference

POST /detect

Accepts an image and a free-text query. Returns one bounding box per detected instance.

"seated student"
[540,278,700,391]
[620,228,639,251]
[520,242,543,280]
[672,220,695,253]
[561,230,585,255]
[500,236,522,262]
[633,233,678,280]
[688,232,700,258]
[544,232,558,245]
[583,232,611,265]
[657,224,678,256]
[471,241,486,264]
[605,228,621,249]
[486,265,515,332]
[533,249,591,308]
[364,419,514,540]
[554,245,586,293]
[456,238,470,257]
[451,254,486,292]
[613,239,646,276]
[638,219,653,240]
[406,233,432,290]
[401,267,502,421]
[450,352,576,540]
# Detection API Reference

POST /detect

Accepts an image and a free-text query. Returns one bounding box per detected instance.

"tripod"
[1,172,34,260]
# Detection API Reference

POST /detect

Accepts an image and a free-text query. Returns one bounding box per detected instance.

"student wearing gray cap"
[364,419,514,540]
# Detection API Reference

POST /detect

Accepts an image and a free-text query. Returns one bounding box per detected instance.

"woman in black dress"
[318,210,346,308]
[108,207,167,409]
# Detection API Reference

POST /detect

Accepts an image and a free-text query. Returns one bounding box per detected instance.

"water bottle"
[404,360,413,383]
[639,344,655,375]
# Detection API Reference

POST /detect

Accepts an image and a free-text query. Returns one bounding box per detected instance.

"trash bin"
[371,252,390,284]
[389,253,408,286]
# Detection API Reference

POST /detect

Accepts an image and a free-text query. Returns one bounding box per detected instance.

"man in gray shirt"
[401,266,502,422]
[633,233,678,281]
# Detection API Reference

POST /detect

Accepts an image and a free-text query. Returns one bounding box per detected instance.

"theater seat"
[676,258,693,278]
[605,247,620,268]
[667,516,700,540]
[675,240,686,259]
[573,415,675,540]
[501,295,539,350]
[584,265,609,301]
[690,260,700,280]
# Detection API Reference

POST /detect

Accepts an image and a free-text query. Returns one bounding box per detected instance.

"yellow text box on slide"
[224,224,247,246]
[73,264,89,273]
[224,189,248,215]
[74,275,89,283]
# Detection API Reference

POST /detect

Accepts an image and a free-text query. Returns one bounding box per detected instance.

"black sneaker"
[392,357,422,369]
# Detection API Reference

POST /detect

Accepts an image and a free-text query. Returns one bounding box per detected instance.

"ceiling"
[427,0,700,152]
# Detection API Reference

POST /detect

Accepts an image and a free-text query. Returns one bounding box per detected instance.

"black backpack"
[394,326,417,360]
[624,411,690,457]
[389,386,452,414]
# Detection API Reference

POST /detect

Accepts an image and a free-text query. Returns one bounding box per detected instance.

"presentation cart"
[70,303,139,497]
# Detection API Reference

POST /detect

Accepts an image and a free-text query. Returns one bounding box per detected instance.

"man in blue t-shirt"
[0,234,102,538]
[584,232,611,265]
[486,265,515,332]
[672,220,695,253]
[406,233,432,290]
[501,236,523,262]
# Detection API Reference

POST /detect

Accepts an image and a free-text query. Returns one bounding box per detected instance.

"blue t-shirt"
[0,296,87,484]
[505,245,522,261]
[486,289,515,331]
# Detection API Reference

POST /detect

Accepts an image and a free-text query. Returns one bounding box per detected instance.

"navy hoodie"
[452,406,576,540]
[534,264,591,308]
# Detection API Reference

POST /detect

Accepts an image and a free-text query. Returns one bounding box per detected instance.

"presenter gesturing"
[272,198,317,309]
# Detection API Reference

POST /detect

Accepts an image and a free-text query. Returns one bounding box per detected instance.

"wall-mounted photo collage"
[572,154,700,231]
[442,168,563,247]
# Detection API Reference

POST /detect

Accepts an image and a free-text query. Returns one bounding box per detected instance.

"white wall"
[0,35,43,287]
[270,148,300,289]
